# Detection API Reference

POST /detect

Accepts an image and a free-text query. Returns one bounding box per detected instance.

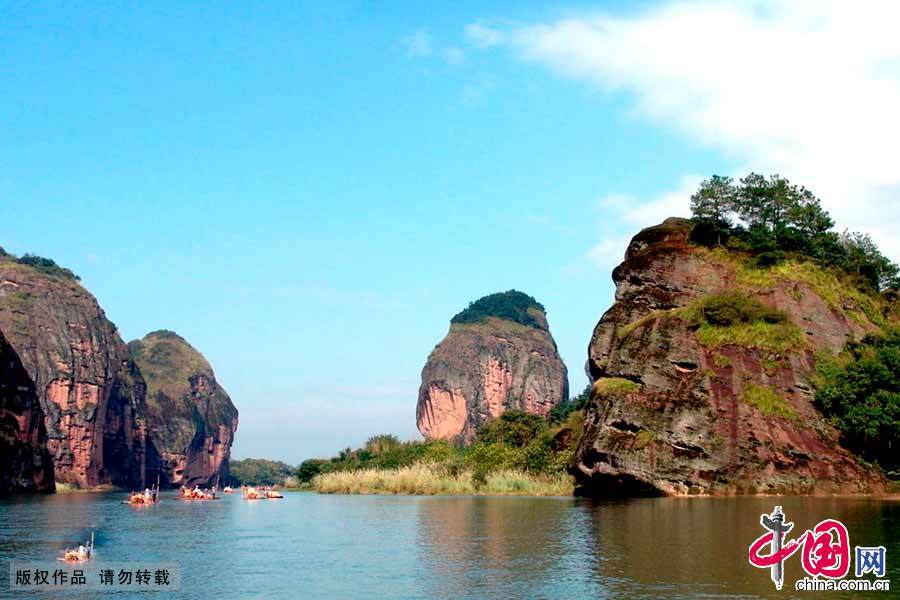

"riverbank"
[54,483,124,493]
[312,463,573,496]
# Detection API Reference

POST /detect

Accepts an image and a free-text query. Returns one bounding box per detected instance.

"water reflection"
[581,496,900,599]
[414,497,600,599]
[0,492,896,599]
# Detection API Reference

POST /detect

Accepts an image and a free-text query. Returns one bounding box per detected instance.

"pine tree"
[690,175,736,245]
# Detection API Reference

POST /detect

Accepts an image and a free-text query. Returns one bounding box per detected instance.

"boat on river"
[124,475,161,505]
[242,485,263,500]
[180,486,219,500]
[59,532,94,563]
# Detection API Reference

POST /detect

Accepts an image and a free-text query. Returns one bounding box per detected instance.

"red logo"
[748,506,851,589]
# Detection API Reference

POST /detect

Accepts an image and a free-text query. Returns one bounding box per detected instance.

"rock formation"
[574,218,886,496]
[417,290,568,442]
[0,329,55,493]
[0,253,147,489]
[129,330,238,487]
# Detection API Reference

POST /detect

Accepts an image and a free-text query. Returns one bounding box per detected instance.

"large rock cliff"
[0,329,55,494]
[129,330,238,487]
[417,291,568,443]
[575,218,886,496]
[0,253,147,489]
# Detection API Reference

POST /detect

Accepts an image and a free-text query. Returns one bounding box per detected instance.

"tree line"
[690,173,898,291]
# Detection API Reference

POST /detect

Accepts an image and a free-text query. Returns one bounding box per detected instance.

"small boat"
[122,475,159,506]
[265,490,284,499]
[180,486,217,500]
[223,486,234,494]
[125,475,161,505]
[59,532,94,563]
[242,486,263,500]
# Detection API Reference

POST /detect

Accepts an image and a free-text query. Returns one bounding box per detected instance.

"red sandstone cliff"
[0,254,147,489]
[417,291,568,443]
[0,329,55,493]
[129,330,238,487]
[574,218,886,496]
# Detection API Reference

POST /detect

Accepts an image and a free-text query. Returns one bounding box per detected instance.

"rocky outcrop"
[575,218,885,496]
[0,329,54,493]
[129,330,238,487]
[417,291,568,442]
[0,254,147,489]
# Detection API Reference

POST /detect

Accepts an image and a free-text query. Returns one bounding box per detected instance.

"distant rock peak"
[418,291,567,443]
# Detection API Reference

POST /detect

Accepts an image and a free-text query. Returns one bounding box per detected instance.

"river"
[0,492,897,598]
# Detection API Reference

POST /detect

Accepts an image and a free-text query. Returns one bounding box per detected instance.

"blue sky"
[5,1,895,463]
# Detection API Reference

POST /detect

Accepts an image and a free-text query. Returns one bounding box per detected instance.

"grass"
[633,429,656,450]
[695,320,804,352]
[741,384,797,419]
[311,463,573,496]
[617,292,805,353]
[712,354,732,368]
[592,377,639,396]
[700,247,887,327]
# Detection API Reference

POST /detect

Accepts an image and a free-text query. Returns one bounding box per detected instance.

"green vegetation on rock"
[690,172,898,292]
[451,290,546,329]
[814,331,900,472]
[621,293,804,352]
[2,252,80,281]
[593,377,639,397]
[741,384,797,419]
[712,354,732,368]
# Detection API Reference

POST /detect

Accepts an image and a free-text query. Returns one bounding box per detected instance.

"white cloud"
[585,235,631,272]
[597,175,702,228]
[585,176,701,271]
[403,29,433,57]
[443,45,465,66]
[472,1,900,258]
[465,22,505,47]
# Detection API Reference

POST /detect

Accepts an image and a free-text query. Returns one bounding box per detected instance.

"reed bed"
[312,463,573,496]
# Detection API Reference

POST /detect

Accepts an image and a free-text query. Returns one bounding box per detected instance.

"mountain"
[0,329,54,493]
[129,330,238,487]
[417,290,568,443]
[0,251,147,489]
[573,218,887,496]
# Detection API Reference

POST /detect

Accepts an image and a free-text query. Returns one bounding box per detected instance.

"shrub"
[364,434,401,454]
[296,458,329,483]
[229,458,295,486]
[688,293,802,352]
[549,384,591,423]
[465,442,522,473]
[451,290,545,329]
[752,250,788,269]
[476,410,546,447]
[814,331,900,470]
[15,254,80,281]
[698,292,785,326]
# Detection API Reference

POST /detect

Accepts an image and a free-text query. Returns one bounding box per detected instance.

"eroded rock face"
[0,257,147,489]
[417,295,568,443]
[575,218,884,496]
[129,330,238,487]
[0,329,54,494]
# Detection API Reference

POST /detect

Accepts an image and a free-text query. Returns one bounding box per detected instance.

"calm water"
[0,492,897,599]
